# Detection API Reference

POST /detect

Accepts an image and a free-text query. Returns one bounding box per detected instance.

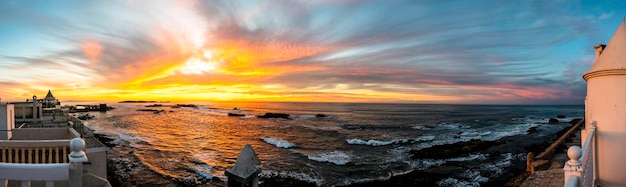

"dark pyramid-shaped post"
[225,144,262,187]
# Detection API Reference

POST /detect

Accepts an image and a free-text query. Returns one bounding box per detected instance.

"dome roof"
[44,90,55,99]
[584,22,626,80]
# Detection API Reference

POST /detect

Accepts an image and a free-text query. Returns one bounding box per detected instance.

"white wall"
[0,104,14,140]
[585,75,626,186]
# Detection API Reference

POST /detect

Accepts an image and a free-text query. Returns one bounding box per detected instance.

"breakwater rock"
[257,113,290,119]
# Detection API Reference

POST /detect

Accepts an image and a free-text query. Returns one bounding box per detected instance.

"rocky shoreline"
[94,118,580,187]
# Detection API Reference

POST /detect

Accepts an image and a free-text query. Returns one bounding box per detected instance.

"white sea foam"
[118,134,141,143]
[437,177,480,187]
[406,153,487,170]
[260,170,323,186]
[406,159,445,170]
[460,170,489,183]
[308,151,351,165]
[261,137,296,148]
[346,135,435,146]
[412,125,435,130]
[298,114,317,119]
[346,139,404,146]
[446,153,487,162]
[190,164,213,179]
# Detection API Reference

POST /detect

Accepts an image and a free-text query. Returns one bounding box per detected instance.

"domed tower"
[583,21,626,186]
[43,90,59,108]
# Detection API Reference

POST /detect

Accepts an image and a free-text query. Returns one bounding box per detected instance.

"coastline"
[95,119,575,187]
[96,133,314,187]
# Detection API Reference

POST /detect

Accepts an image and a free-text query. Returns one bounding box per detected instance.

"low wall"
[12,128,78,140]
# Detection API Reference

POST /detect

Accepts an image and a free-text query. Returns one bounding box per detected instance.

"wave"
[437,177,481,187]
[260,170,323,186]
[261,137,296,148]
[346,136,435,146]
[307,151,351,165]
[189,164,214,179]
[412,125,436,130]
[406,153,487,170]
[298,115,317,119]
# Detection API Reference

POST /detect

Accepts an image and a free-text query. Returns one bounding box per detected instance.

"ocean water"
[81,102,583,186]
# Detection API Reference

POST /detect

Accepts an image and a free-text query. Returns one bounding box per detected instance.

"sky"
[0,0,625,104]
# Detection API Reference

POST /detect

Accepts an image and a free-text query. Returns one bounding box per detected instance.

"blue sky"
[0,0,625,104]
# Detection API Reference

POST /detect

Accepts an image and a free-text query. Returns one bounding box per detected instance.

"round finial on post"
[567,146,582,166]
[69,138,88,162]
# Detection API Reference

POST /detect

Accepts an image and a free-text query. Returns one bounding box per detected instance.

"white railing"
[564,121,596,187]
[0,163,69,186]
[0,140,70,164]
[0,138,88,187]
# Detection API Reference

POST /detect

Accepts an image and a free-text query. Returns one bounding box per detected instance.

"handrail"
[0,138,90,187]
[563,121,596,187]
[0,163,69,180]
[536,119,585,159]
[0,140,70,147]
[580,125,596,187]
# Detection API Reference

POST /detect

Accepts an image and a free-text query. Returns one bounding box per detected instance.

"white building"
[575,21,626,186]
[43,90,60,109]
[11,95,43,123]
[0,101,15,140]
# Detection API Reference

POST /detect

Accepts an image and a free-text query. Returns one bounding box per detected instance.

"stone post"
[526,152,535,173]
[225,144,261,187]
[69,138,88,187]
[563,146,582,184]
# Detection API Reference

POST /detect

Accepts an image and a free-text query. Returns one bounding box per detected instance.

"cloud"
[81,41,102,63]
[599,12,613,20]
[0,0,600,103]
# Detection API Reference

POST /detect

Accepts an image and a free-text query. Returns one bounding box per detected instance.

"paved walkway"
[519,127,582,186]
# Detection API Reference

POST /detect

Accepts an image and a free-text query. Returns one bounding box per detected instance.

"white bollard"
[68,138,88,187]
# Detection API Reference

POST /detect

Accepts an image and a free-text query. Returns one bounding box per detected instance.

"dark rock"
[136,109,159,112]
[315,114,328,117]
[556,114,566,118]
[176,104,198,108]
[93,133,117,147]
[257,113,290,119]
[261,176,317,187]
[527,126,538,134]
[228,113,245,117]
[569,118,583,125]
[548,118,559,124]
[410,139,501,159]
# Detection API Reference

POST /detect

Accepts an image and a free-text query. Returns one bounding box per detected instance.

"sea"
[78,102,583,186]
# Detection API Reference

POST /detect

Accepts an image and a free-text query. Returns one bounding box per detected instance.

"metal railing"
[564,121,596,187]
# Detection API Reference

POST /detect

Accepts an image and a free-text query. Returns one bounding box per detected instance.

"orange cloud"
[209,40,332,74]
[81,41,102,63]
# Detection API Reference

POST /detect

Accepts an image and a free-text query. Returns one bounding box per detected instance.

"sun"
[180,50,219,75]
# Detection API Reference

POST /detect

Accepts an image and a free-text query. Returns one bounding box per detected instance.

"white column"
[564,146,582,185]
[68,138,88,187]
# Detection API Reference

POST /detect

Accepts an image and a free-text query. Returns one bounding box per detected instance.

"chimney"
[594,44,606,60]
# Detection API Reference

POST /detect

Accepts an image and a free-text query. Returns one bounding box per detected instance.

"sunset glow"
[0,0,623,104]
